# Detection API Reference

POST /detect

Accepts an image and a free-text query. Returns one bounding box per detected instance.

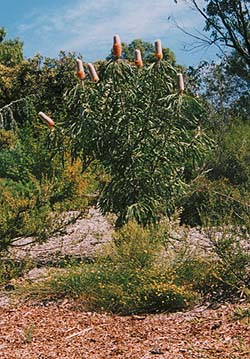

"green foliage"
[20,220,250,310]
[34,221,197,314]
[0,170,94,253]
[182,49,250,227]
[180,175,250,226]
[0,44,101,255]
[0,33,99,254]
[1,27,250,313]
[0,125,98,253]
[188,59,250,124]
[167,233,250,302]
[0,170,93,253]
[0,125,57,181]
[210,121,250,186]
[0,258,32,286]
[0,27,23,67]
[0,33,210,228]
[179,119,250,226]
[63,59,210,226]
[0,128,16,150]
[19,52,78,117]
[204,226,250,300]
[234,306,250,324]
[0,51,78,122]
[23,324,36,344]
[0,178,59,251]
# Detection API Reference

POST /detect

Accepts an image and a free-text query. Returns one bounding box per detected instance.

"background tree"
[181,1,250,67]
[0,51,80,127]
[0,27,23,67]
[0,31,95,253]
[187,52,250,128]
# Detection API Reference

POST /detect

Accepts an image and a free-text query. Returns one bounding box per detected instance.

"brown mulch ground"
[0,301,250,359]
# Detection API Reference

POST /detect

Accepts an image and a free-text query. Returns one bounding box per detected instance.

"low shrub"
[210,121,250,186]
[0,125,100,254]
[180,176,250,227]
[0,178,57,251]
[46,263,197,315]
[205,226,250,299]
[0,258,32,286]
[180,121,250,227]
[20,220,250,313]
[30,221,198,314]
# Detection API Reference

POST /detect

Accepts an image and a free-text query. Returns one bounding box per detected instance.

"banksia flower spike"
[88,63,99,82]
[76,58,86,80]
[113,34,122,59]
[155,39,163,60]
[177,73,185,94]
[39,112,55,128]
[134,49,143,68]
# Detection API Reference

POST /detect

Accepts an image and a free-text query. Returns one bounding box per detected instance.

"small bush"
[46,263,196,315]
[179,121,250,227]
[180,176,250,227]
[210,121,250,186]
[0,179,57,251]
[0,124,99,254]
[21,217,250,312]
[0,259,32,286]
[205,226,250,299]
[32,222,198,314]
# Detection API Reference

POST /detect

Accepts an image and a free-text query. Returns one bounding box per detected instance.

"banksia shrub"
[113,34,122,59]
[76,59,86,80]
[155,39,163,60]
[38,112,55,128]
[60,38,211,226]
[87,63,99,82]
[177,73,184,94]
[134,49,143,68]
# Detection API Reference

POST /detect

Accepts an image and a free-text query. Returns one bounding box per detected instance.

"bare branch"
[187,0,250,65]
[173,17,227,56]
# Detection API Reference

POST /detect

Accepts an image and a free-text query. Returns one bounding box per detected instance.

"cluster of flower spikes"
[39,35,185,128]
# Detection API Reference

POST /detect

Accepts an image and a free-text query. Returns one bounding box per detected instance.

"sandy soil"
[8,207,113,264]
